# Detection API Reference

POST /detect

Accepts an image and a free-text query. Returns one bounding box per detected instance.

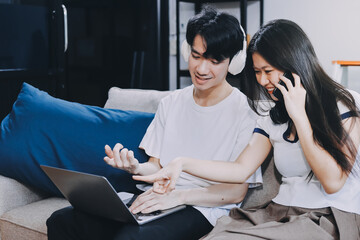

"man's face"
[188,35,230,92]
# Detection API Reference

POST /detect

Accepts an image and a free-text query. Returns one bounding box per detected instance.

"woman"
[135,19,360,239]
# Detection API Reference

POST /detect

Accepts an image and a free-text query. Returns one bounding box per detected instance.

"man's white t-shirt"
[139,85,262,225]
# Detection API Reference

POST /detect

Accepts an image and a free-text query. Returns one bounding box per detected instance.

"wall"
[169,0,360,92]
[263,0,360,92]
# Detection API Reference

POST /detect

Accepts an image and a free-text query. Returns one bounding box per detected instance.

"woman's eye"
[211,60,220,65]
[254,70,260,74]
[265,70,273,74]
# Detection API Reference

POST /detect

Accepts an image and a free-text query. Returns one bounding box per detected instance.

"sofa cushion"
[0,83,154,197]
[0,198,70,240]
[0,175,47,216]
[104,87,171,113]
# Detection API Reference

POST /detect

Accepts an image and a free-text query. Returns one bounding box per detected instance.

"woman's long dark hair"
[242,19,359,175]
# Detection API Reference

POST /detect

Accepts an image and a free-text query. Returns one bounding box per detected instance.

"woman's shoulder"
[337,89,360,115]
[347,89,360,108]
[255,114,274,130]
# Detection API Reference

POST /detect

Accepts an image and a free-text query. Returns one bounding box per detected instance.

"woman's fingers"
[279,74,293,91]
[274,80,288,96]
[133,174,169,183]
[133,174,171,193]
[293,73,301,87]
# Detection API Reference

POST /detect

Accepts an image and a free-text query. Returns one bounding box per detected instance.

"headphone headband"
[181,24,247,75]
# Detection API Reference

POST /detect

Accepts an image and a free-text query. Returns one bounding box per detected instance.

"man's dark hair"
[186,6,244,62]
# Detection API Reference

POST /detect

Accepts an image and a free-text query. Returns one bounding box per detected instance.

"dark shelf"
[179,70,190,77]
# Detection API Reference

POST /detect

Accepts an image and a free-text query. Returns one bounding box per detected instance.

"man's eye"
[191,54,200,59]
[211,60,220,65]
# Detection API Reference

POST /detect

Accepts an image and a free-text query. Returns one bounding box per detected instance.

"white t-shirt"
[139,85,262,225]
[254,89,360,214]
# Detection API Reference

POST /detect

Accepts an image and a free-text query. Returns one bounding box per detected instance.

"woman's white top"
[254,90,360,214]
[139,85,262,225]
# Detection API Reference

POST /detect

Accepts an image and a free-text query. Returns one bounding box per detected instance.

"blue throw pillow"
[0,83,154,197]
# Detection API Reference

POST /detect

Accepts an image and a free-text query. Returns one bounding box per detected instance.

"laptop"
[40,165,186,225]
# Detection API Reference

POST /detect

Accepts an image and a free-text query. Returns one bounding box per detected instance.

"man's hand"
[129,188,183,214]
[104,143,140,174]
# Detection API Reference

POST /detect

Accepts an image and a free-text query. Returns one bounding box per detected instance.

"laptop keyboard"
[124,195,162,219]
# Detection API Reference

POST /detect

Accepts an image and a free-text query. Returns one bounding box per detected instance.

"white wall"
[169,0,360,91]
[263,0,360,92]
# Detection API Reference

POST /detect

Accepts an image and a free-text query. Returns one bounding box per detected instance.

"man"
[47,6,261,240]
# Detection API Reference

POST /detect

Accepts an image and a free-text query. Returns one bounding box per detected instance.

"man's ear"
[228,25,247,75]
[181,40,191,62]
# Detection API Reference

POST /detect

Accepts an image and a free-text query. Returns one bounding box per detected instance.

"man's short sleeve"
[139,98,168,158]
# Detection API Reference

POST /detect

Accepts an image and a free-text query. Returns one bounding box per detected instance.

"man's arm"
[179,183,248,207]
[129,183,248,214]
[137,157,162,176]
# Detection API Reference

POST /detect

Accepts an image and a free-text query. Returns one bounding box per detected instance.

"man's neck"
[193,81,233,107]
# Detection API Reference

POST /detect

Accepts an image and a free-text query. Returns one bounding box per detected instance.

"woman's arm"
[181,133,271,183]
[276,74,360,194]
[294,115,360,194]
[134,133,272,193]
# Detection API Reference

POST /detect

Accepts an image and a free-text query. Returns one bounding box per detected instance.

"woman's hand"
[275,73,307,123]
[133,158,183,193]
[104,143,140,174]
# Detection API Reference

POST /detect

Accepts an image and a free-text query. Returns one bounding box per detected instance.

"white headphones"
[181,25,247,75]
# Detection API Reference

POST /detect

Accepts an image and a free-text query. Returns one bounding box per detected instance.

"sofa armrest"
[0,175,48,216]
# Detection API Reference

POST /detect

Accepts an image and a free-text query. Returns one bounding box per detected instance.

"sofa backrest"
[104,87,171,113]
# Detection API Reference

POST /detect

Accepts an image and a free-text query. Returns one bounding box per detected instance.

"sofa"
[0,86,280,240]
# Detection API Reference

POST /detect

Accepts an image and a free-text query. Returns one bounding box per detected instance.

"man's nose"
[196,60,211,75]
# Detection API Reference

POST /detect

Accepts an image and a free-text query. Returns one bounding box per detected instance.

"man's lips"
[195,74,211,81]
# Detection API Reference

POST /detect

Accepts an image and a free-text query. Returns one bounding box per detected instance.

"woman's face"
[188,35,230,92]
[252,52,284,101]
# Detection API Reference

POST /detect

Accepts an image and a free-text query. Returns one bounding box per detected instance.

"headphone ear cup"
[181,40,191,62]
[228,38,247,75]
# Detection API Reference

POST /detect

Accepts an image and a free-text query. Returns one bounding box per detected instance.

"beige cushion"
[0,198,70,240]
[104,87,171,113]
[0,175,47,216]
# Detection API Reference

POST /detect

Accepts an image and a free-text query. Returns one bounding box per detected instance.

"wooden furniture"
[332,60,360,86]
